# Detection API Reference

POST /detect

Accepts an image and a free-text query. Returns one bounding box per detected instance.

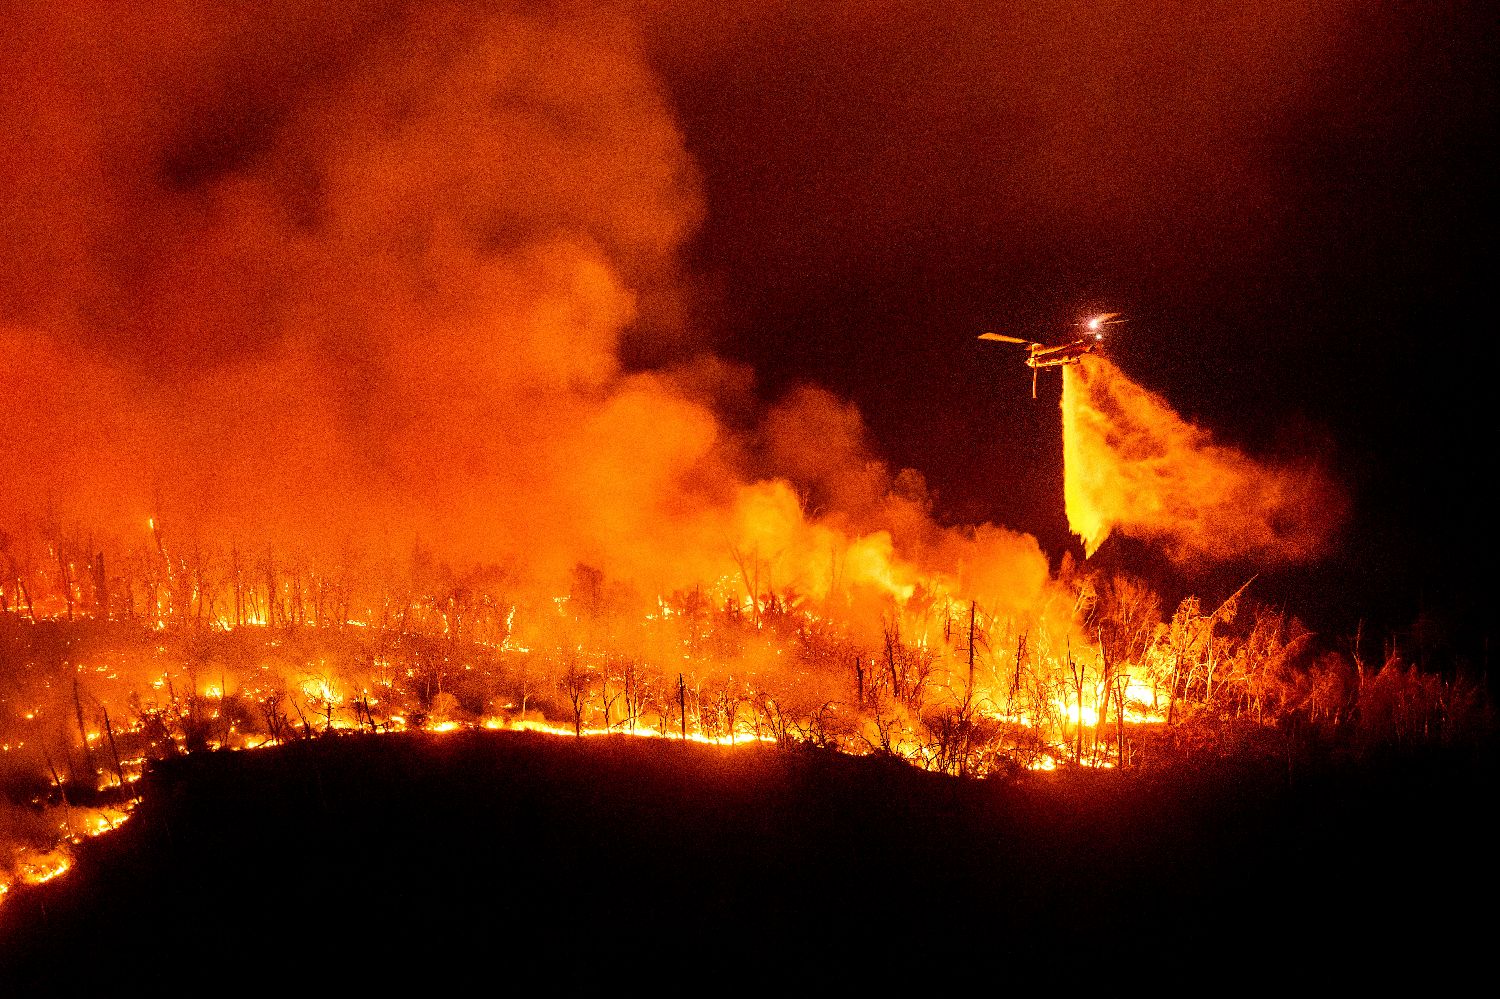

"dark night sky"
[642,2,1497,641]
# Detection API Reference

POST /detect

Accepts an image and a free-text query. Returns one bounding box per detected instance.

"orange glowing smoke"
[1061,357,1342,564]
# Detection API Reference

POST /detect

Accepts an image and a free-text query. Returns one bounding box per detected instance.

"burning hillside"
[0,1,1487,936]
[5,729,1494,987]
[1,511,1487,907]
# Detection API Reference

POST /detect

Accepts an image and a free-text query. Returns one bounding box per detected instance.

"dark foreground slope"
[2,732,1494,987]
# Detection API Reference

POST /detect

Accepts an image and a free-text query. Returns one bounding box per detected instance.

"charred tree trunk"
[1009,631,1027,714]
[1114,674,1128,769]
[56,543,75,622]
[43,746,73,840]
[264,559,278,630]
[103,707,131,798]
[884,625,902,706]
[291,696,315,740]
[92,551,109,620]
[1094,633,1113,759]
[1067,640,1084,765]
[290,569,304,629]
[72,677,96,784]
[967,601,977,693]
[1167,651,1181,727]
[231,547,243,627]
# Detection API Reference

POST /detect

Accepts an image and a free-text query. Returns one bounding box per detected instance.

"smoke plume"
[0,2,1048,614]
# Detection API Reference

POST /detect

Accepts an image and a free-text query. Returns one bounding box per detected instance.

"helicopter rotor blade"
[978,332,1036,346]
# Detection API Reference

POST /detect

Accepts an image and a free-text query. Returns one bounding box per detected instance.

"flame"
[0,4,1400,926]
[300,677,342,705]
[19,852,71,886]
[0,553,1467,915]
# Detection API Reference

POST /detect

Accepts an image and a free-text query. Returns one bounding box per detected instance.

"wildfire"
[18,852,70,887]
[0,5,1202,912]
[0,543,1482,917]
[1,804,136,907]
[0,2,1452,936]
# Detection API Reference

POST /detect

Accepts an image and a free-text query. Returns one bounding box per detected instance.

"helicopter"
[978,312,1123,398]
